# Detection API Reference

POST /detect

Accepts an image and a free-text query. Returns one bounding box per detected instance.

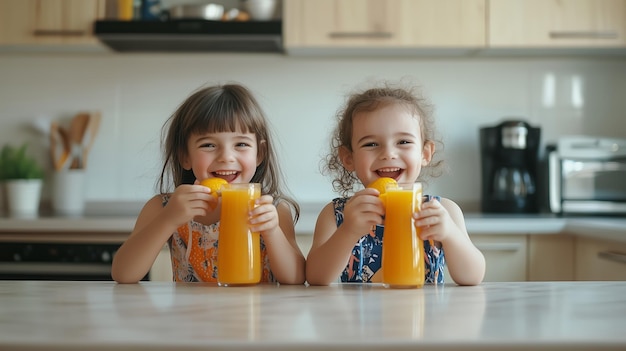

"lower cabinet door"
[445,234,528,283]
[149,246,173,282]
[528,234,575,281]
[575,237,626,281]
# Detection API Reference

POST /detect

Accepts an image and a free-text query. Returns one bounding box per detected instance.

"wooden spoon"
[49,121,70,171]
[69,113,90,169]
[49,121,60,170]
[81,112,101,168]
[57,125,71,170]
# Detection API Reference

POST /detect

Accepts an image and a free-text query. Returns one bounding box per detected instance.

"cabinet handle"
[328,32,393,39]
[476,243,522,252]
[598,251,626,265]
[33,29,86,37]
[549,31,618,40]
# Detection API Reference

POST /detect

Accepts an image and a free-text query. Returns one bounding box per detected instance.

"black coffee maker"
[480,120,541,213]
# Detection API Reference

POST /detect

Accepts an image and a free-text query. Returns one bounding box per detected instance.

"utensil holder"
[52,170,85,216]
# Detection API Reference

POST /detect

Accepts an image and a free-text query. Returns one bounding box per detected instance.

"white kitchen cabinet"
[283,0,485,54]
[0,0,105,49]
[446,234,528,283]
[489,0,626,48]
[575,236,626,281]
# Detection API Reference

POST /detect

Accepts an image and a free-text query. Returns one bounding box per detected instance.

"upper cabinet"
[283,0,486,54]
[489,0,626,48]
[1,0,623,55]
[0,0,106,49]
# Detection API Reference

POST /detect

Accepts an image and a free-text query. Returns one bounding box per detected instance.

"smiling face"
[339,102,434,187]
[182,130,262,184]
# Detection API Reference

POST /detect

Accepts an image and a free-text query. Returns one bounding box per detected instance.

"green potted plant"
[0,143,45,217]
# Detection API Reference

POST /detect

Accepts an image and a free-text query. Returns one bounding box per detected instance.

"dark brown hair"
[158,83,299,221]
[323,80,444,197]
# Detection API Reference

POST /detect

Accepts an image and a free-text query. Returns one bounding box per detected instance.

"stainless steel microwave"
[547,136,626,215]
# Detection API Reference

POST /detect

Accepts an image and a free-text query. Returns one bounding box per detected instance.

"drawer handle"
[33,29,86,37]
[549,31,618,40]
[476,243,522,252]
[328,32,393,39]
[598,251,626,264]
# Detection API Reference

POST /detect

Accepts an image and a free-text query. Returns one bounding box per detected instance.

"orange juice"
[382,182,425,288]
[217,183,261,286]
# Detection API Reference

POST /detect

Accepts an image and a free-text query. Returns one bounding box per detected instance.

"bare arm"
[414,198,486,286]
[306,189,385,285]
[252,200,305,284]
[111,185,213,283]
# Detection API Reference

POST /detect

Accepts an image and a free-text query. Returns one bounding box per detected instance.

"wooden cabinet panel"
[489,0,626,47]
[575,237,626,281]
[285,0,410,48]
[446,234,528,283]
[528,234,575,281]
[284,0,485,49]
[149,246,173,282]
[0,0,105,47]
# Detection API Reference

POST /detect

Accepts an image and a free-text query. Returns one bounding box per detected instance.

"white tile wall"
[1,53,625,211]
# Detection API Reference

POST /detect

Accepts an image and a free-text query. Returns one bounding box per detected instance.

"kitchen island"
[0,281,625,350]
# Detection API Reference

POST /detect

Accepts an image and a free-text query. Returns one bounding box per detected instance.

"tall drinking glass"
[382,182,425,289]
[218,183,262,286]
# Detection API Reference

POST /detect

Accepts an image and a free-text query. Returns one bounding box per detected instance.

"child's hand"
[341,188,385,239]
[163,184,213,227]
[413,198,461,243]
[249,195,279,235]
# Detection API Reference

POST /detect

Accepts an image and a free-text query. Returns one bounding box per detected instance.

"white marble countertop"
[0,280,625,351]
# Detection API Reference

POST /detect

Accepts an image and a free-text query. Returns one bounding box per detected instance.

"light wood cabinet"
[575,237,626,281]
[527,234,575,281]
[283,0,486,53]
[446,234,528,283]
[149,246,173,282]
[489,0,626,48]
[0,0,105,48]
[150,233,626,282]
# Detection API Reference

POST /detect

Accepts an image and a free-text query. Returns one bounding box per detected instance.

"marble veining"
[0,281,625,350]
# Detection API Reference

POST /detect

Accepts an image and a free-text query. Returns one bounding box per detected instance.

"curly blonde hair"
[322,80,444,197]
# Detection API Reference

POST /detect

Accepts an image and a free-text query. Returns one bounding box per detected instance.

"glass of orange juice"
[217,183,262,286]
[382,182,425,289]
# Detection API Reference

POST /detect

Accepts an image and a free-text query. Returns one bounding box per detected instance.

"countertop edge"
[0,202,624,242]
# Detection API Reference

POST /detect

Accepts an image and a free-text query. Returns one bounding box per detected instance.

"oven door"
[0,262,113,280]
[0,242,147,281]
[561,158,626,214]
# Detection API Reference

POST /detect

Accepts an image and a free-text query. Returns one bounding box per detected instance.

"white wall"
[1,53,625,212]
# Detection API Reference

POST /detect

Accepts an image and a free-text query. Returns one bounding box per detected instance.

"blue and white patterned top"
[332,195,445,284]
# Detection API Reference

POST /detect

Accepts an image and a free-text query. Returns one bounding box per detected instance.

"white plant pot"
[5,179,43,218]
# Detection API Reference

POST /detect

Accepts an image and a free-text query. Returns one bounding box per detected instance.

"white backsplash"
[1,53,625,211]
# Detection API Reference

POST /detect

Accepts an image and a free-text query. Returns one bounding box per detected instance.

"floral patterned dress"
[162,195,274,282]
[333,195,445,284]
